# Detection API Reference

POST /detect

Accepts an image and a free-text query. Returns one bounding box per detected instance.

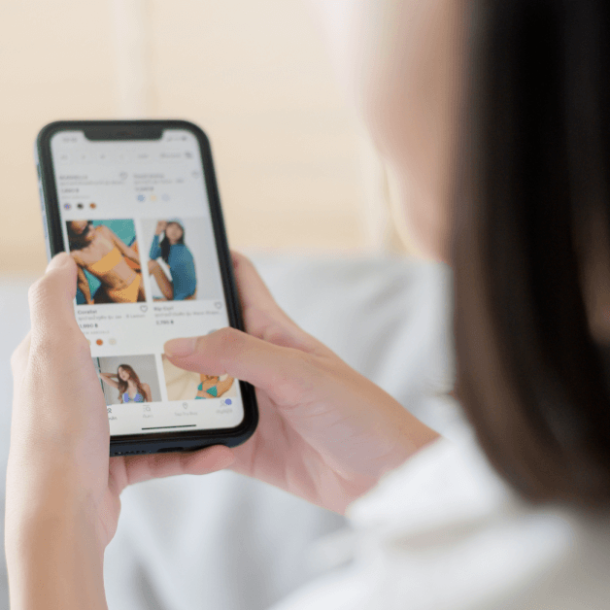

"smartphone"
[36,120,258,456]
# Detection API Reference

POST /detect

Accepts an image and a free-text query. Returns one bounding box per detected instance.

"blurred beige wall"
[0,0,376,275]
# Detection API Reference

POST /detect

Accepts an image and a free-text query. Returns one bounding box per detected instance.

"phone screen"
[49,129,245,437]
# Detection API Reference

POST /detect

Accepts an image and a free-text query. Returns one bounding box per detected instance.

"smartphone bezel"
[36,120,258,455]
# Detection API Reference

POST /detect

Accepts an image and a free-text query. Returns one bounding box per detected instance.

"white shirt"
[271,431,610,610]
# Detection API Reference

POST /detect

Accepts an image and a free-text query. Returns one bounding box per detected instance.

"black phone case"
[36,120,258,456]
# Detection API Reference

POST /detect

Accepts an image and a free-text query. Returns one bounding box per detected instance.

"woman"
[8,1,610,608]
[195,373,234,400]
[99,365,152,404]
[67,220,145,304]
[148,219,197,300]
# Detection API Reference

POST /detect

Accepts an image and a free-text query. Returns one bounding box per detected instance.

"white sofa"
[0,255,459,610]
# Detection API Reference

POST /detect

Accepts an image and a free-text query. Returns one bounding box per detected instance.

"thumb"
[164,327,315,406]
[28,253,81,346]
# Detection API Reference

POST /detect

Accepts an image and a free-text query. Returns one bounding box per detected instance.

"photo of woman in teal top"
[195,374,235,400]
[148,219,197,300]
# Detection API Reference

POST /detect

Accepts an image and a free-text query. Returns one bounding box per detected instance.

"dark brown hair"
[159,221,185,265]
[453,0,610,506]
[66,221,93,251]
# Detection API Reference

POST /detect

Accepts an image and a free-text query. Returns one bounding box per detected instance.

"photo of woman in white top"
[7,2,610,609]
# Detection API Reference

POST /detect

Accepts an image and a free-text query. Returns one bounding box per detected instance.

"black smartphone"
[36,120,258,456]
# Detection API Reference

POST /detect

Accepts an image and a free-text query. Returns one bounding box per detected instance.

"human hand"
[7,254,234,608]
[155,220,167,235]
[165,253,439,514]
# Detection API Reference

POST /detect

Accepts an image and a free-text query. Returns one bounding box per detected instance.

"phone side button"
[43,226,52,260]
[40,209,51,260]
[41,212,48,240]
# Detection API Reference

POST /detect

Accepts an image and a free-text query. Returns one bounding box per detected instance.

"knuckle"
[272,348,318,405]
[191,328,243,372]
[291,348,318,378]
[31,326,88,360]
[234,251,252,267]
[27,276,50,308]
[214,327,242,354]
[215,326,240,342]
[9,350,17,372]
[10,347,25,376]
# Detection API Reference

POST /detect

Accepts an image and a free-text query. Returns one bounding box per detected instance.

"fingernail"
[46,253,71,272]
[164,337,197,358]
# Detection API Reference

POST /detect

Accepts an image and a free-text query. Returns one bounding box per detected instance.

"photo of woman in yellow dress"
[67,220,146,304]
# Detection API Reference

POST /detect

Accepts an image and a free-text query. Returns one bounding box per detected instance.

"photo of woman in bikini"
[99,364,152,404]
[161,354,237,402]
[195,374,235,400]
[66,219,146,304]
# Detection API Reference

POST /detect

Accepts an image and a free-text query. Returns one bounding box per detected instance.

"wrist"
[6,504,102,559]
[348,413,441,509]
[6,504,105,567]
[6,460,105,556]
[385,413,441,475]
[6,509,107,610]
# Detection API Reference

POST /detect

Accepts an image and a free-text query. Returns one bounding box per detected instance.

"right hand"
[165,253,439,514]
[155,220,167,235]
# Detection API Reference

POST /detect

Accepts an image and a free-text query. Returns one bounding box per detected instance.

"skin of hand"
[7,253,235,610]
[165,252,440,514]
[155,220,168,235]
[6,250,439,607]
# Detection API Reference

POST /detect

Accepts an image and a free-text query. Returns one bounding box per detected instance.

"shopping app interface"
[50,129,244,436]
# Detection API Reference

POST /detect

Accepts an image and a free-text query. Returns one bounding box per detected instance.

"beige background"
[0,0,403,275]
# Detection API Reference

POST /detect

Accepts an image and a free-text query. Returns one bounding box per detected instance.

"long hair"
[453,0,610,506]
[117,364,146,403]
[159,222,185,264]
[66,221,93,251]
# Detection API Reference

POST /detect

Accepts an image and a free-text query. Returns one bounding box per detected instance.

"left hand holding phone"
[6,253,235,610]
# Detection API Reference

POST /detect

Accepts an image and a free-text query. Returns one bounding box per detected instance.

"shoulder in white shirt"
[271,429,610,610]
